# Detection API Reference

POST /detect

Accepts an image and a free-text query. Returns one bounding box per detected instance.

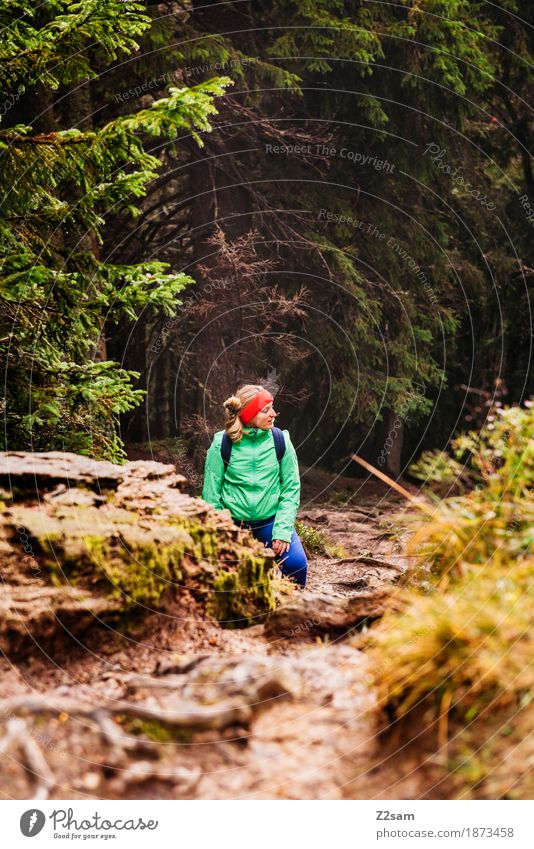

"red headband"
[239,389,273,425]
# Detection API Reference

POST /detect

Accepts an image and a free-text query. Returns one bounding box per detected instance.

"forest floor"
[0,466,450,800]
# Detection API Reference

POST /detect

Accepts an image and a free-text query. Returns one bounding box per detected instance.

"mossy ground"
[119,717,194,744]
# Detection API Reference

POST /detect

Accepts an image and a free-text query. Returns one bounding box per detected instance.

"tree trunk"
[376,407,405,478]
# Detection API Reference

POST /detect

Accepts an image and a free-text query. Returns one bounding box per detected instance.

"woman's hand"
[271,539,290,556]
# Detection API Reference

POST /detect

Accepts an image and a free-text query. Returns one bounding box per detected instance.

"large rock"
[265,589,392,637]
[0,451,276,655]
[0,451,186,491]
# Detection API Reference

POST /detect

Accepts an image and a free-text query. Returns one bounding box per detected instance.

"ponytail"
[222,384,265,443]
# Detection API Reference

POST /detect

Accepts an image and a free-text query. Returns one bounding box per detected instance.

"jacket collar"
[241,425,272,439]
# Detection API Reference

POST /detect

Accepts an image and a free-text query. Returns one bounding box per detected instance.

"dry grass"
[363,558,533,720]
[270,568,299,605]
[401,493,534,587]
[356,401,534,798]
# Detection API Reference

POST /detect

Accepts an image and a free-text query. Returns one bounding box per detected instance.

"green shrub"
[403,402,534,586]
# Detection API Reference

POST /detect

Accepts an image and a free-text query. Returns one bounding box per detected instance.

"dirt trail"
[0,471,436,800]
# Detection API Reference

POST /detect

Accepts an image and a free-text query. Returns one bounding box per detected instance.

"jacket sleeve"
[272,430,301,543]
[201,433,225,510]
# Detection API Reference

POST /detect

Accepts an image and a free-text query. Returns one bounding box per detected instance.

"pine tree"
[0,0,230,460]
[109,0,524,468]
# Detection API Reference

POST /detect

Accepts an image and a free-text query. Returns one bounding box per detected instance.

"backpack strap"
[271,426,286,463]
[220,432,232,468]
[220,428,286,472]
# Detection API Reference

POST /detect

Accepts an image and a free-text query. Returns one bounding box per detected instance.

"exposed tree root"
[0,694,254,734]
[107,761,202,795]
[0,718,56,799]
[333,556,405,571]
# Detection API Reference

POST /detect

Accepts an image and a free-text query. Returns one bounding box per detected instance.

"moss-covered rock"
[0,451,276,652]
[209,548,276,628]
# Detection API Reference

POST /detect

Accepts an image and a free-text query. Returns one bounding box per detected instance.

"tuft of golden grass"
[270,568,299,605]
[400,493,534,587]
[362,557,534,721]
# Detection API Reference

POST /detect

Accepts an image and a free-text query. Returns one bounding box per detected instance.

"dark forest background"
[1,0,532,480]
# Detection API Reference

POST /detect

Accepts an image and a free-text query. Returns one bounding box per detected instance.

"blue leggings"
[232,515,308,587]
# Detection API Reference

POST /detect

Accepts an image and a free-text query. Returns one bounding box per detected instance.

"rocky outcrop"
[0,451,276,655]
[265,588,392,637]
[0,470,422,802]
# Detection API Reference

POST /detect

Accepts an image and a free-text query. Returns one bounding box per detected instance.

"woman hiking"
[201,384,308,587]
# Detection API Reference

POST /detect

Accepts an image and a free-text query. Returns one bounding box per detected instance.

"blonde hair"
[223,384,266,443]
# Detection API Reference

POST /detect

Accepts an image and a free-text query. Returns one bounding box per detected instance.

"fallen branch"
[0,717,27,756]
[350,454,436,516]
[92,707,155,764]
[104,672,190,695]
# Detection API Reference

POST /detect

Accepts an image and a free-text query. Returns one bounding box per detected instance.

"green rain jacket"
[201,426,301,543]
